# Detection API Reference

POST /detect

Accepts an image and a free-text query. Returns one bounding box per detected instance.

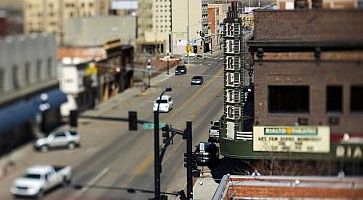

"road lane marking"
[121,67,224,186]
[76,167,109,196]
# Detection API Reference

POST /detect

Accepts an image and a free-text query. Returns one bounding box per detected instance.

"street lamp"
[147,59,151,88]
[154,86,172,200]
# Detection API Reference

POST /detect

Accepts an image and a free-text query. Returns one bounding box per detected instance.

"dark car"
[191,76,203,85]
[193,142,219,166]
[175,65,187,75]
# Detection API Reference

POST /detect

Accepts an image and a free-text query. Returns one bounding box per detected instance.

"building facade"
[23,0,111,44]
[0,33,66,156]
[172,0,203,56]
[63,15,136,47]
[219,3,363,172]
[58,40,134,116]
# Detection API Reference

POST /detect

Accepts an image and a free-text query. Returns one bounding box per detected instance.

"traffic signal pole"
[154,111,161,200]
[186,121,193,200]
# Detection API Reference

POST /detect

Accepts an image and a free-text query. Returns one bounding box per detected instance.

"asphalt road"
[0,51,224,200]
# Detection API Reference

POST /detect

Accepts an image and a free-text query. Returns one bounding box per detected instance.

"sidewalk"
[0,68,175,180]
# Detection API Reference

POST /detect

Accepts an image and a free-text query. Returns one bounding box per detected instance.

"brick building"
[212,175,363,199]
[219,3,363,173]
[248,9,363,140]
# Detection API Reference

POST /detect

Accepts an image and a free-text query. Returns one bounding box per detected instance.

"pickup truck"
[10,165,72,198]
[33,130,80,152]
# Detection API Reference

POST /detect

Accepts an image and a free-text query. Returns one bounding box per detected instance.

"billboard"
[253,126,330,153]
[111,0,138,9]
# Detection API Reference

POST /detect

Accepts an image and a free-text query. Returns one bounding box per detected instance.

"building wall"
[23,0,111,45]
[254,57,363,134]
[254,10,363,42]
[172,0,202,55]
[64,16,136,46]
[0,33,58,104]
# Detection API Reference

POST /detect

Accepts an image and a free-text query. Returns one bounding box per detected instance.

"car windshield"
[156,100,168,103]
[193,76,202,80]
[23,173,41,179]
[210,126,219,130]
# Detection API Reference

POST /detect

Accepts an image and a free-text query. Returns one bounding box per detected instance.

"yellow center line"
[123,66,224,185]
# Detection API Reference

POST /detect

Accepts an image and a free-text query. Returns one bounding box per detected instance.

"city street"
[0,51,224,200]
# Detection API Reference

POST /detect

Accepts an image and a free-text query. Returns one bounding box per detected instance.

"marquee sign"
[253,126,330,153]
[223,6,242,139]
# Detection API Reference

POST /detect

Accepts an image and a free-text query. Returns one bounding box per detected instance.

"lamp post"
[147,59,151,88]
[154,86,172,200]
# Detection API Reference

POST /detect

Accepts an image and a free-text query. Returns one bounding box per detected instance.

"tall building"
[23,0,111,45]
[137,0,172,54]
[172,0,203,56]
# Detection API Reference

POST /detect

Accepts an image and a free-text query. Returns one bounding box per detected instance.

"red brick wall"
[224,185,363,199]
[254,10,363,41]
[254,58,363,134]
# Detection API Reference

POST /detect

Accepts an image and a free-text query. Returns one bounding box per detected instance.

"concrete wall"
[64,16,136,47]
[0,33,57,104]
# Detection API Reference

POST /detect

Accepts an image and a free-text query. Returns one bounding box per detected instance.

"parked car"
[193,142,219,166]
[153,95,173,112]
[191,76,204,85]
[10,165,72,199]
[33,130,80,152]
[208,121,220,143]
[175,65,187,75]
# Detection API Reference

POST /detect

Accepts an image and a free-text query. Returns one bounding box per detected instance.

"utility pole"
[187,0,190,64]
[186,121,193,200]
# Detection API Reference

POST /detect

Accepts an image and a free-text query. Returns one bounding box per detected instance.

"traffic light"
[191,153,198,170]
[183,152,188,168]
[161,125,170,143]
[128,111,137,131]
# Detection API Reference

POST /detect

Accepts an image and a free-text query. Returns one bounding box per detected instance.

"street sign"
[143,122,167,130]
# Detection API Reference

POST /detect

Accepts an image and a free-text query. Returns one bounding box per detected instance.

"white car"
[153,95,173,112]
[33,130,80,152]
[10,165,72,198]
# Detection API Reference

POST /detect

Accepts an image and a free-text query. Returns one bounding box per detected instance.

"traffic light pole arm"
[159,126,184,166]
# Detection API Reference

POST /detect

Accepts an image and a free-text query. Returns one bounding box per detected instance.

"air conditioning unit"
[297,117,308,125]
[328,116,340,125]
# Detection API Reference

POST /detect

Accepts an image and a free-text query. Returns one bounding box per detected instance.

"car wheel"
[40,145,48,153]
[36,190,44,200]
[68,142,75,150]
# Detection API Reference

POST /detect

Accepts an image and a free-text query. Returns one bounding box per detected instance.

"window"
[0,68,4,92]
[326,86,342,112]
[36,59,42,80]
[24,62,31,83]
[351,86,363,112]
[12,65,19,89]
[47,57,52,75]
[268,86,309,113]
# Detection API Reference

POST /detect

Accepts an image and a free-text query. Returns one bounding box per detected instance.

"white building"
[172,0,203,56]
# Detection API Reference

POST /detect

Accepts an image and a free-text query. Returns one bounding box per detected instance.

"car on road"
[33,130,80,152]
[175,65,187,75]
[10,165,72,199]
[191,76,204,85]
[208,121,220,143]
[153,95,173,112]
[193,142,219,166]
